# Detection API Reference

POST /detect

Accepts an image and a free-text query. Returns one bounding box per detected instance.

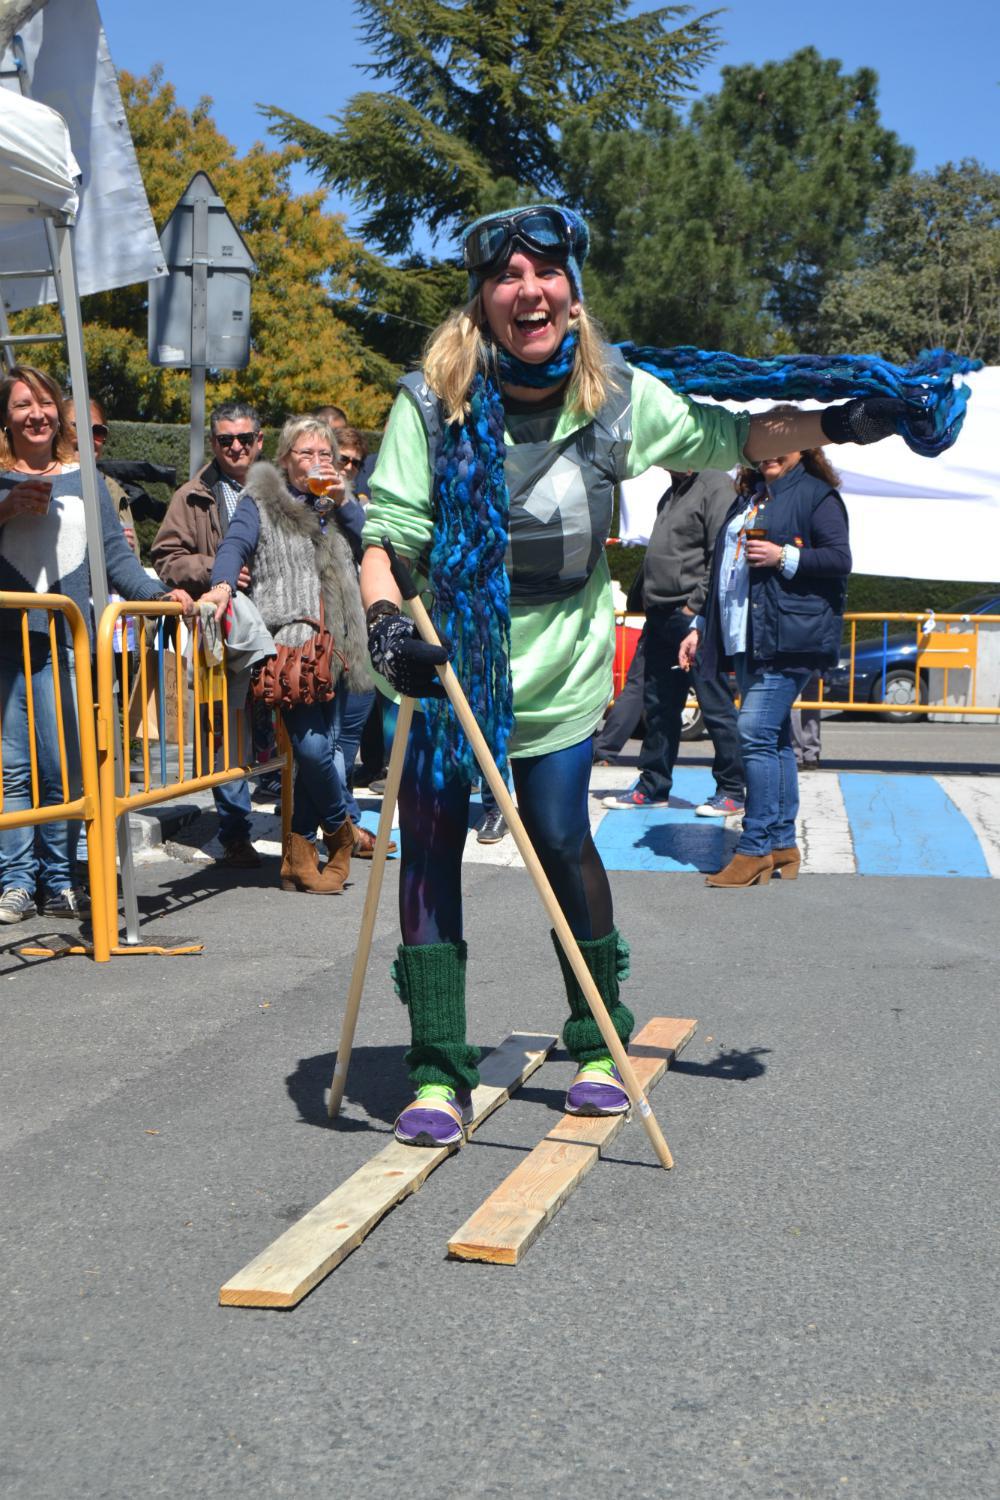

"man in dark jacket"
[151,402,265,866]
[614,469,745,815]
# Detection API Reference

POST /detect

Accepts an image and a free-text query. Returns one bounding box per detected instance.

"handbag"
[250,599,344,709]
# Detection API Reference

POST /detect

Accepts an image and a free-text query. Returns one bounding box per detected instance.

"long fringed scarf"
[618,345,981,459]
[425,337,980,786]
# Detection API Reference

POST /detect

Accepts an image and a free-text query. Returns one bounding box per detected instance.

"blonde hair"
[275,415,340,471]
[422,298,612,425]
[0,364,76,468]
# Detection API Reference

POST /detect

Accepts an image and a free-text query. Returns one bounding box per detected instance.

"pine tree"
[569,48,913,353]
[263,0,721,364]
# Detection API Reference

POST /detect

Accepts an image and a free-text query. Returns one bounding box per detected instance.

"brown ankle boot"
[280,832,345,894]
[705,852,774,888]
[321,820,355,893]
[771,846,801,880]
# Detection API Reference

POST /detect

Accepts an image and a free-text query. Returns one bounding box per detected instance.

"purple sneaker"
[394,1084,474,1147]
[564,1059,630,1116]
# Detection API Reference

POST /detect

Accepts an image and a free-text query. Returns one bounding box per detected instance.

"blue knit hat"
[463,204,589,302]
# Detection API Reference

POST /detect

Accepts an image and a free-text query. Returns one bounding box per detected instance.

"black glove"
[820,397,913,446]
[367,610,451,698]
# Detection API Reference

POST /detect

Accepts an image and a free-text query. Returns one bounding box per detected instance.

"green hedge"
[606,541,997,631]
[109,421,998,615]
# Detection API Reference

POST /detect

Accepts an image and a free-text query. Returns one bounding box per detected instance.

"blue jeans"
[734,657,813,856]
[281,694,349,839]
[0,637,82,897]
[202,701,253,847]
[334,688,375,823]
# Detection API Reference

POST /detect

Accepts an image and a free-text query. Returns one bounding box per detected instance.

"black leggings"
[396,710,613,946]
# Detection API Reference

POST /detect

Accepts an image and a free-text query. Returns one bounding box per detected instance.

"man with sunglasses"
[152,401,265,866]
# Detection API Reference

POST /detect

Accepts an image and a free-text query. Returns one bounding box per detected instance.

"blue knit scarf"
[425,337,980,786]
[618,345,981,459]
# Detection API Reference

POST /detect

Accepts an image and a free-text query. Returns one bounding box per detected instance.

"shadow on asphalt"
[671,1045,771,1082]
[287,1044,573,1132]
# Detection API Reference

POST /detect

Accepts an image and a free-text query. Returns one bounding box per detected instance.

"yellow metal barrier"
[0,592,112,961]
[611,608,1000,721]
[95,601,290,958]
[802,611,1000,717]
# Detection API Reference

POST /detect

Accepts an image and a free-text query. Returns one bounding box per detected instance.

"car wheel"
[873,669,927,723]
[680,701,706,741]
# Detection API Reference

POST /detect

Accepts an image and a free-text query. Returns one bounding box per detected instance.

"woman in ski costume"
[360,203,950,1146]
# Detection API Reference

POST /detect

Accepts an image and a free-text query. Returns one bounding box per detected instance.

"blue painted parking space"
[594,767,740,873]
[838,772,990,878]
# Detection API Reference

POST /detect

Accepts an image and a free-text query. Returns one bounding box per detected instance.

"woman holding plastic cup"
[0,365,192,924]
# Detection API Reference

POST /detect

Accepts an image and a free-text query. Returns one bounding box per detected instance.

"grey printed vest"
[400,346,634,603]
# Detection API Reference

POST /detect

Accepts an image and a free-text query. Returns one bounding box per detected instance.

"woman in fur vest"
[202,416,372,893]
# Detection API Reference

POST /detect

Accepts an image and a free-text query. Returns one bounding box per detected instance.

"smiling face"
[480,251,579,367]
[757,451,802,485]
[5,378,60,467]
[210,419,263,483]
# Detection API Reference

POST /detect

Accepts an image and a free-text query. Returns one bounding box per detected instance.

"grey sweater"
[641,469,737,614]
[0,467,163,644]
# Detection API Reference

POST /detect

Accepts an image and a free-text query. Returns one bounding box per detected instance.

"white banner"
[619,367,1000,582]
[0,0,164,308]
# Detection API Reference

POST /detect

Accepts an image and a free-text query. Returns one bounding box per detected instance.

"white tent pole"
[52,216,141,942]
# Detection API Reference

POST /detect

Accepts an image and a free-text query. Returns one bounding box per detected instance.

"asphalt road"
[2,764,997,1498]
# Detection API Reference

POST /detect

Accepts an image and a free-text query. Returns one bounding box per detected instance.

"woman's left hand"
[200,584,233,623]
[747,538,783,569]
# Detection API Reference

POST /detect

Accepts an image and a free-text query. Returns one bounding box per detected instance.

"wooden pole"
[327,695,415,1117]
[385,544,673,1170]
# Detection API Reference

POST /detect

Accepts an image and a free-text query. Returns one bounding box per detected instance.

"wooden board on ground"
[219,1031,556,1309]
[447,1016,696,1266]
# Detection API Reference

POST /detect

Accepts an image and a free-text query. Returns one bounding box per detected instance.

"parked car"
[822,591,1000,722]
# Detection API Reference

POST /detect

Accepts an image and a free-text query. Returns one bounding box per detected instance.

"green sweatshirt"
[362,367,750,757]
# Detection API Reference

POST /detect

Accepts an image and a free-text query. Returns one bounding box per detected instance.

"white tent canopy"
[0,88,78,219]
[618,366,1000,582]
[0,0,164,308]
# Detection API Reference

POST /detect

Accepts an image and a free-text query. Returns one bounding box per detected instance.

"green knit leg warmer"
[391,940,481,1091]
[552,927,635,1065]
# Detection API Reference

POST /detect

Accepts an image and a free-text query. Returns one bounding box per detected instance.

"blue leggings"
[397,711,612,945]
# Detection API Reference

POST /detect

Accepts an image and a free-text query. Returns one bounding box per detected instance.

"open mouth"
[514,310,550,337]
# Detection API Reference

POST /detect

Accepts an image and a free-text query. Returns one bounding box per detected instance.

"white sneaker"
[0,887,37,924]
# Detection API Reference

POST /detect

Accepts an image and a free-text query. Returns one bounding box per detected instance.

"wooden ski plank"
[219,1031,556,1309]
[447,1016,696,1265]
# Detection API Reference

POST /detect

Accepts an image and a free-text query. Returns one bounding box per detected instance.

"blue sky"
[99,0,999,245]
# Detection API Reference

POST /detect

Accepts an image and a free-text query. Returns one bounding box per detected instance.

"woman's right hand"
[0,478,52,522]
[677,629,700,672]
[368,611,451,697]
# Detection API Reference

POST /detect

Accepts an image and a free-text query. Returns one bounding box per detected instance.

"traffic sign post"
[147,172,255,478]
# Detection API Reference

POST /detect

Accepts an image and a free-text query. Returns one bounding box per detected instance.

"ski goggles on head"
[462,206,587,278]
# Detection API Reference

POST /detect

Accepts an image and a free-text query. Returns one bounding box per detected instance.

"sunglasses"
[91,423,109,440]
[463,207,579,277]
[338,454,362,472]
[214,430,259,451]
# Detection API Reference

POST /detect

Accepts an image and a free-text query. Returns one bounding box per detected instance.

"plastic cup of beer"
[306,466,337,515]
[19,476,53,514]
